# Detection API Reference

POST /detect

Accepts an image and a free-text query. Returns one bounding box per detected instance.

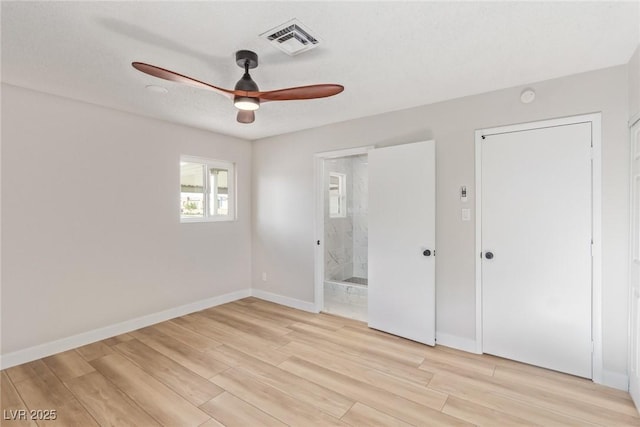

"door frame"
[628,114,640,405]
[313,146,374,312]
[474,113,602,383]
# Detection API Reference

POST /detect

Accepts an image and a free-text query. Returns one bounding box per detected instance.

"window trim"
[180,155,236,223]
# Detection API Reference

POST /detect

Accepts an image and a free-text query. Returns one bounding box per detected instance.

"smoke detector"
[520,88,536,104]
[260,18,320,56]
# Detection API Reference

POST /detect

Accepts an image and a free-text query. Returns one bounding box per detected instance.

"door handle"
[423,249,432,257]
[485,251,494,260]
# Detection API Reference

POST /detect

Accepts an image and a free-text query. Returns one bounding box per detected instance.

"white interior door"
[368,140,436,345]
[481,122,593,378]
[629,120,640,407]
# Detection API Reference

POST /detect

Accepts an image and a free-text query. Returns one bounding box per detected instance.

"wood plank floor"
[2,297,638,426]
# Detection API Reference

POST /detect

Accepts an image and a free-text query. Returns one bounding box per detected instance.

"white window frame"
[180,155,236,223]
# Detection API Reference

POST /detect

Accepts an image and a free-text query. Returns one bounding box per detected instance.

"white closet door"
[368,140,436,345]
[481,122,592,378]
[629,120,640,407]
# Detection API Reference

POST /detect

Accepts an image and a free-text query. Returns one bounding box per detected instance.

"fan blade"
[237,110,255,124]
[258,84,344,101]
[132,62,234,99]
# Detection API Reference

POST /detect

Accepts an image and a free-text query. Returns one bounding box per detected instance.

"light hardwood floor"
[2,297,638,426]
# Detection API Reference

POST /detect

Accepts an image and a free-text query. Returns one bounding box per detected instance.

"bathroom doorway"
[314,146,371,321]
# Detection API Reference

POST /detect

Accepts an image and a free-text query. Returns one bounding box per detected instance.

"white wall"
[1,63,632,383]
[630,45,640,120]
[252,65,629,381]
[1,84,252,356]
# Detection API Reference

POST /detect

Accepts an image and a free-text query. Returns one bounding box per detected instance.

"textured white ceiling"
[2,1,639,140]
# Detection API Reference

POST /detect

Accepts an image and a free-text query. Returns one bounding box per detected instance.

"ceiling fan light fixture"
[132,49,343,125]
[234,96,260,111]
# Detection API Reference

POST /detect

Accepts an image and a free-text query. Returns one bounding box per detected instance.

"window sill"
[180,217,236,223]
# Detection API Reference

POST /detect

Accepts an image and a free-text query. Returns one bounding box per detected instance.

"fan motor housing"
[234,74,259,91]
[236,50,258,69]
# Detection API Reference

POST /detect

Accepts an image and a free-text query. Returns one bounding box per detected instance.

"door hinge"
[591,341,595,353]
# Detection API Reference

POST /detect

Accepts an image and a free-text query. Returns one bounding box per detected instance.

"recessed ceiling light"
[520,88,536,104]
[145,84,168,94]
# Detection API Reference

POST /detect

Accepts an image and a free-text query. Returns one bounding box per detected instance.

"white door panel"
[481,122,592,378]
[368,140,436,345]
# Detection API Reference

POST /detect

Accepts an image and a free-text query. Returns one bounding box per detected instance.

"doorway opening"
[314,147,371,321]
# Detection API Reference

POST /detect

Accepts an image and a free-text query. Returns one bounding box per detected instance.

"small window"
[329,172,346,218]
[180,156,235,222]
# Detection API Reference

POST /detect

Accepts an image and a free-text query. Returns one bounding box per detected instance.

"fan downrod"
[235,50,258,69]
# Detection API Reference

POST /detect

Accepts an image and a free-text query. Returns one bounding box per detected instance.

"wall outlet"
[262,272,267,282]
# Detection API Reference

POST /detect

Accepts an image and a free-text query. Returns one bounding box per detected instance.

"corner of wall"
[602,370,630,391]
[251,289,318,313]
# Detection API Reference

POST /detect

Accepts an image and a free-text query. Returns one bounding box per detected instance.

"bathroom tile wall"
[324,157,354,281]
[351,155,368,279]
[324,154,368,281]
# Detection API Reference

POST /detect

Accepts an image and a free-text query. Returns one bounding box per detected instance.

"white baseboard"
[0,288,251,370]
[6,287,623,393]
[251,289,318,313]
[431,334,629,391]
[601,369,629,391]
[435,332,479,354]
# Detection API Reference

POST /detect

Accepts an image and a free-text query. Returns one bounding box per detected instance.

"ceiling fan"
[132,50,344,124]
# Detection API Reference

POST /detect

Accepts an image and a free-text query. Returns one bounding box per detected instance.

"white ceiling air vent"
[260,19,320,56]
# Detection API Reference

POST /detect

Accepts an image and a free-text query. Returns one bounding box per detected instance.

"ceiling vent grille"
[260,19,320,56]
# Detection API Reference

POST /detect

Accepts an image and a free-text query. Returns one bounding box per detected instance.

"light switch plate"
[461,208,471,221]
